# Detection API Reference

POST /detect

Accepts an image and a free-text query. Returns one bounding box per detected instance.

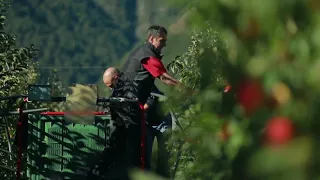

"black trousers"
[145,125,171,178]
[86,124,146,180]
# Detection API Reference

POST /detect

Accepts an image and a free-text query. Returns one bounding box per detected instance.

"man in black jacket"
[87,67,142,180]
[121,25,192,173]
[122,25,184,105]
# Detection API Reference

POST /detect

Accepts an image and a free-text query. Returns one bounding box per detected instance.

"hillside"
[5,0,186,88]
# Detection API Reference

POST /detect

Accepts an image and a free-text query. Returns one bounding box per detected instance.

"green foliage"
[0,0,39,112]
[0,1,39,178]
[131,169,168,180]
[168,28,227,90]
[135,0,320,180]
[164,28,231,180]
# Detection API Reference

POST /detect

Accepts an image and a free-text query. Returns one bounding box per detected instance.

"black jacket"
[109,73,141,127]
[122,42,163,104]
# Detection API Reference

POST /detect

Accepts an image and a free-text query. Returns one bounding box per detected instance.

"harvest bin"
[27,112,112,180]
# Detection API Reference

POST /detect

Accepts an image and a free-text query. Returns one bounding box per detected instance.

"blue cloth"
[147,113,172,133]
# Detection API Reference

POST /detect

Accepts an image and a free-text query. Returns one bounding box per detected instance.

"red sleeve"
[141,57,167,78]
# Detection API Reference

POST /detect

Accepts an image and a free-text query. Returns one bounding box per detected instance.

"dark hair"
[146,25,167,40]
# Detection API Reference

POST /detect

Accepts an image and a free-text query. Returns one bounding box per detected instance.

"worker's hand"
[143,104,149,111]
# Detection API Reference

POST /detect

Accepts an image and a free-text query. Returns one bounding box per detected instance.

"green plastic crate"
[27,114,112,180]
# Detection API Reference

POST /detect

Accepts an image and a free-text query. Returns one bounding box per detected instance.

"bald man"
[103,67,120,89]
[88,67,144,179]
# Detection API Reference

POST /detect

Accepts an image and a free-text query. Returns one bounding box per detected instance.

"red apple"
[265,116,295,146]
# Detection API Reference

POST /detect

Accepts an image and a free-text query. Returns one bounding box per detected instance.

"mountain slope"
[6,0,138,84]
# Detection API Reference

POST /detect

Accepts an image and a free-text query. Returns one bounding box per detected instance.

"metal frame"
[0,89,140,179]
[0,94,56,180]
